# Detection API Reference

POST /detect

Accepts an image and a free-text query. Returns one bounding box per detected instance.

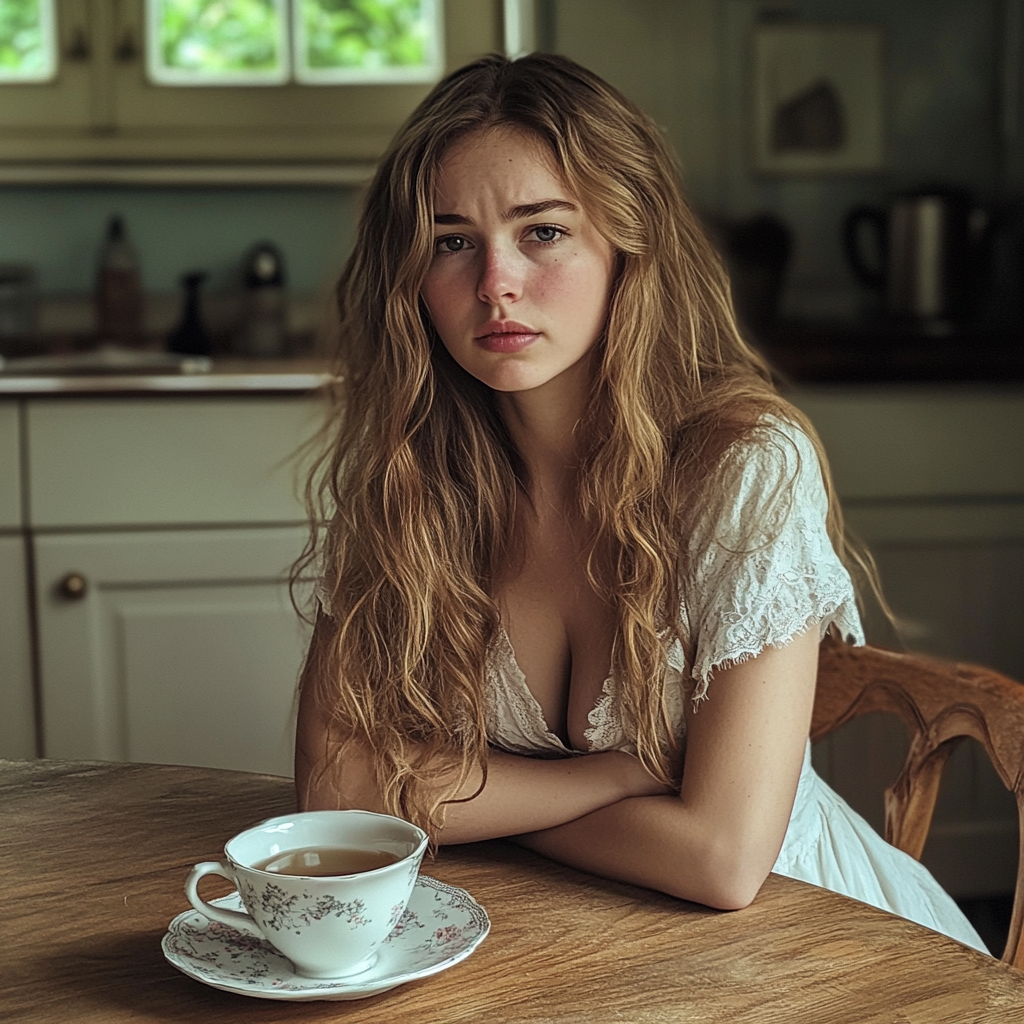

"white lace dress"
[483,418,988,954]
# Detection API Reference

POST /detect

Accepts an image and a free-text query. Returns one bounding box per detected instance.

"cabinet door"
[35,526,311,776]
[0,0,114,161]
[0,534,37,760]
[0,402,22,529]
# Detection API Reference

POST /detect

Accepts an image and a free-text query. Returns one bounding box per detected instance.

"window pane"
[147,0,288,85]
[0,0,57,82]
[295,0,442,84]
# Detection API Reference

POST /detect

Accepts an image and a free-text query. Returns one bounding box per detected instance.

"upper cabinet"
[0,0,502,166]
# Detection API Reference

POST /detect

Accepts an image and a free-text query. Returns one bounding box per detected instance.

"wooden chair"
[812,636,1024,968]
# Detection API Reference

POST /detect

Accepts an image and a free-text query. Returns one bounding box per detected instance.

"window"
[146,0,443,86]
[0,0,57,83]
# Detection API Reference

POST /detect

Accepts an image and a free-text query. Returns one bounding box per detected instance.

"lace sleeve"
[683,417,864,703]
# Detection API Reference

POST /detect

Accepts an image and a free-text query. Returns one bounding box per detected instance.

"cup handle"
[185,861,262,936]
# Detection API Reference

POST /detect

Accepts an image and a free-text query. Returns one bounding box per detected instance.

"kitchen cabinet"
[0,403,36,761]
[0,0,500,166]
[793,386,1024,898]
[2,393,321,774]
[35,527,308,775]
[0,536,36,761]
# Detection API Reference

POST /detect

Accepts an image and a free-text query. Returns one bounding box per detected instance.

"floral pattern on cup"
[238,878,371,933]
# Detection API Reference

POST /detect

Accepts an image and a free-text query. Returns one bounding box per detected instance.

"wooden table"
[3,759,1022,1023]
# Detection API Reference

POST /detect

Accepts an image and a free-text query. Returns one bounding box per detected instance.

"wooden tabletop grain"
[2,759,1022,1023]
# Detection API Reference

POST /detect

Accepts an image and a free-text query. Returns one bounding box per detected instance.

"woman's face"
[420,127,616,395]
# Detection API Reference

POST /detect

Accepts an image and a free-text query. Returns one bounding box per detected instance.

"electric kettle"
[843,191,990,323]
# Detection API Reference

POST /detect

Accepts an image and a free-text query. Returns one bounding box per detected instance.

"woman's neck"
[494,356,593,506]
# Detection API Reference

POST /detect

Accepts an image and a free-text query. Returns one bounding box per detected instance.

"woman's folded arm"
[513,630,820,909]
[295,678,672,843]
[295,619,818,903]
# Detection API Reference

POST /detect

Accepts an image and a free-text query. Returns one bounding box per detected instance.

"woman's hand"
[602,750,677,800]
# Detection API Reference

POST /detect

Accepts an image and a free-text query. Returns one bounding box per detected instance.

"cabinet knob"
[59,573,88,600]
[115,29,139,62]
[66,28,91,61]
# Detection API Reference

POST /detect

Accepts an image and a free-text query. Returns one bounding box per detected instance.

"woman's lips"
[475,321,540,353]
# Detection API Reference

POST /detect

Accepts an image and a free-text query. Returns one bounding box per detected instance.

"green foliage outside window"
[148,0,439,84]
[301,0,428,71]
[156,0,282,73]
[0,0,49,77]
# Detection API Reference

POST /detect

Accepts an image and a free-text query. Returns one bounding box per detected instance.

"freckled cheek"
[530,262,587,305]
[532,260,612,317]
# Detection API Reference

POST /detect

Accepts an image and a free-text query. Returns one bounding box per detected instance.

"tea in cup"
[185,809,428,979]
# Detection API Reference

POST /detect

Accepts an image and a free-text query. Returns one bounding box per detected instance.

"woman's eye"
[532,225,563,243]
[434,235,468,254]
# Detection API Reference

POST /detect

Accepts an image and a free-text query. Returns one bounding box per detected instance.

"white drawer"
[27,397,323,528]
[0,402,21,530]
[791,388,1024,501]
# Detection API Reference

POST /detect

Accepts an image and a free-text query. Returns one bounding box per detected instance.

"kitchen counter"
[757,321,1024,384]
[0,358,334,396]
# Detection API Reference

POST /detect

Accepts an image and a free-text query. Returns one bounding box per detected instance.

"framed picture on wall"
[751,23,884,174]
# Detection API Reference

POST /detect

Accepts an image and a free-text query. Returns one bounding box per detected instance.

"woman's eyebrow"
[504,199,578,221]
[433,199,579,226]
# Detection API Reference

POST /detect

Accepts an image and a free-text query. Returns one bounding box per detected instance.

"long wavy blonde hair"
[298,53,870,839]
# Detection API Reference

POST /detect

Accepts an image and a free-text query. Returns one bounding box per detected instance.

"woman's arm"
[294,615,672,843]
[513,629,820,910]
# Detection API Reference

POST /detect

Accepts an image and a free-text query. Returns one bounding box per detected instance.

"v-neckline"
[494,622,616,754]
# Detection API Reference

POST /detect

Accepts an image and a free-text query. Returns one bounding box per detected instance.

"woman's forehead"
[433,126,576,208]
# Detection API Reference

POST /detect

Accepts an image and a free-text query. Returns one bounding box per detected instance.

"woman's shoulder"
[681,410,863,693]
[721,413,819,477]
[699,413,826,546]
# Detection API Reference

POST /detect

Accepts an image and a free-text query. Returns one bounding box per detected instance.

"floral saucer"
[162,875,489,1001]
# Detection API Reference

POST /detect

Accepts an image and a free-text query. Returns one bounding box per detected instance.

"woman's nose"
[477,244,522,306]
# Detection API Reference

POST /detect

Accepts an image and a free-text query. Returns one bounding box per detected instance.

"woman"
[296,53,985,951]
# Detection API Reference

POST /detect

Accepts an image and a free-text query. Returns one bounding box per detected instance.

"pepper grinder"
[167,271,212,356]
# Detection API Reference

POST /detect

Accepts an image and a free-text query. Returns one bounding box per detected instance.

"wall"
[0,184,356,298]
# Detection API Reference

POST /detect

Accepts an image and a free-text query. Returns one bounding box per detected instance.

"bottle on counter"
[96,215,144,347]
[167,271,213,357]
[237,242,287,358]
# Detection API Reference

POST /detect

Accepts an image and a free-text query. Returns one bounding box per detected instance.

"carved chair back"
[812,637,1024,968]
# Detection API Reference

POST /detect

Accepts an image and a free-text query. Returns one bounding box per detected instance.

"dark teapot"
[843,190,992,323]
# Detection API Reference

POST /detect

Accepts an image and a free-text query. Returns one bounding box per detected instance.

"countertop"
[0,358,334,396]
[757,321,1024,384]
[2,319,1021,396]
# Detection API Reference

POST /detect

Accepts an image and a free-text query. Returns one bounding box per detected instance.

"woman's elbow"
[682,836,777,911]
[699,866,767,911]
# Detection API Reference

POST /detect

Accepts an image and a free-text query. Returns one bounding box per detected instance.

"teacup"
[185,809,428,979]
